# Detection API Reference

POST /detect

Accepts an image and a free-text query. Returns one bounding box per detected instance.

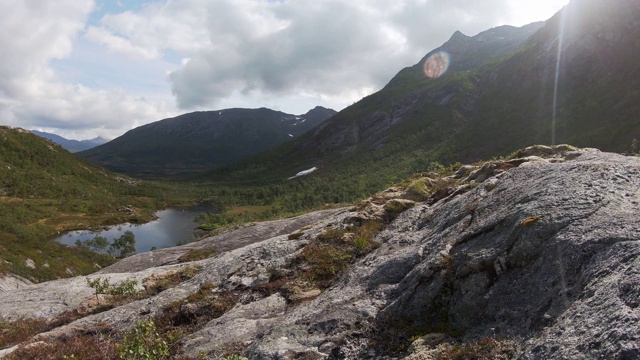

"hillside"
[0,126,180,282]
[79,106,336,178]
[1,146,638,359]
[205,0,640,200]
[30,130,107,153]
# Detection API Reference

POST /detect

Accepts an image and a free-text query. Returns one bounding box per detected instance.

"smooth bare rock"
[0,274,32,292]
[181,294,288,356]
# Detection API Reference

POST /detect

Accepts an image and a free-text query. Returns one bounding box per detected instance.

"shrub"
[116,320,169,360]
[0,317,49,348]
[317,227,347,243]
[86,277,138,305]
[300,244,352,282]
[5,332,118,360]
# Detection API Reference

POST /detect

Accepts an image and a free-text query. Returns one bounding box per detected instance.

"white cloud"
[0,0,174,139]
[84,26,158,60]
[0,0,568,139]
[89,0,566,111]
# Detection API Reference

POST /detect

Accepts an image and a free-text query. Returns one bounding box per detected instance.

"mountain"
[78,106,336,178]
[30,130,107,153]
[210,0,640,197]
[1,146,638,359]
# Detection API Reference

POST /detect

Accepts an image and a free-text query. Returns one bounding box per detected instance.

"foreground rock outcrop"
[1,146,639,359]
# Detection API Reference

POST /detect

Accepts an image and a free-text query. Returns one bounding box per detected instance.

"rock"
[452,165,477,179]
[25,258,36,269]
[0,149,638,360]
[0,274,32,292]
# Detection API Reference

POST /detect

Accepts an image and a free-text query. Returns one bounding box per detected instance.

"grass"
[177,248,217,263]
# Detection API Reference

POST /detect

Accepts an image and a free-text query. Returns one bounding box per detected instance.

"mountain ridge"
[78,106,336,178]
[207,0,639,191]
[30,130,108,153]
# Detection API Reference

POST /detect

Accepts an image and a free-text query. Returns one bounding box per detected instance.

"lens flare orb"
[423,51,450,79]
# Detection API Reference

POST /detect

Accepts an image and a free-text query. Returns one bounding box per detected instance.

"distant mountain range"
[30,130,107,153]
[78,106,336,178]
[210,0,640,188]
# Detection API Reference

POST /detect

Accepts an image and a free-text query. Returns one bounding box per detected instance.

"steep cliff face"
[1,147,638,359]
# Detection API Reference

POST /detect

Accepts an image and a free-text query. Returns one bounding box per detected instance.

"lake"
[54,205,215,253]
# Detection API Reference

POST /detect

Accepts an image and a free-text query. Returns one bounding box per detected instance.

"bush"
[116,320,169,360]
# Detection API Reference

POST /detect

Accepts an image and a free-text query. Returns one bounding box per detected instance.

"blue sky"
[0,0,569,140]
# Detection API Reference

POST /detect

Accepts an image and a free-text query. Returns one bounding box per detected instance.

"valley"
[1,0,640,358]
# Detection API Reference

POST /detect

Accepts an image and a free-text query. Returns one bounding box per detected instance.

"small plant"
[353,235,369,252]
[86,277,138,304]
[87,277,112,304]
[116,320,169,360]
[108,280,138,296]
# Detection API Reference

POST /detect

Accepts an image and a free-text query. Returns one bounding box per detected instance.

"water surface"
[55,205,214,253]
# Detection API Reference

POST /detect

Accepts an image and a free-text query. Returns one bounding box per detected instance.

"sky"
[0,0,569,140]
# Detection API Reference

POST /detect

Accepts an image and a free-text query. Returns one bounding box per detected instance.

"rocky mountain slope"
[1,146,638,359]
[214,0,640,186]
[30,131,107,153]
[79,106,336,178]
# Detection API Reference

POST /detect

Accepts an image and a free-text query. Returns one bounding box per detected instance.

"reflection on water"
[54,205,215,253]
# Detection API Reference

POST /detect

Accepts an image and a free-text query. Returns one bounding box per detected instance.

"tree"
[108,231,136,258]
[75,236,110,253]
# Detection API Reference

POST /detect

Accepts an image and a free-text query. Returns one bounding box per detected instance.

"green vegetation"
[77,231,137,258]
[116,320,169,360]
[86,277,138,304]
[0,127,203,282]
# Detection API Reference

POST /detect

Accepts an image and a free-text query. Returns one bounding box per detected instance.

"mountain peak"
[449,30,469,41]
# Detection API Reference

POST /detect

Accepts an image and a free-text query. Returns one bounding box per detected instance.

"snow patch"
[288,134,294,137]
[288,167,318,180]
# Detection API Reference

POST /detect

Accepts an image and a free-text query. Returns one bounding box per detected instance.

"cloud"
[0,0,173,139]
[0,0,568,138]
[90,0,551,111]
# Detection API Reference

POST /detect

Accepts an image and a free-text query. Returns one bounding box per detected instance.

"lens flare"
[423,51,450,78]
